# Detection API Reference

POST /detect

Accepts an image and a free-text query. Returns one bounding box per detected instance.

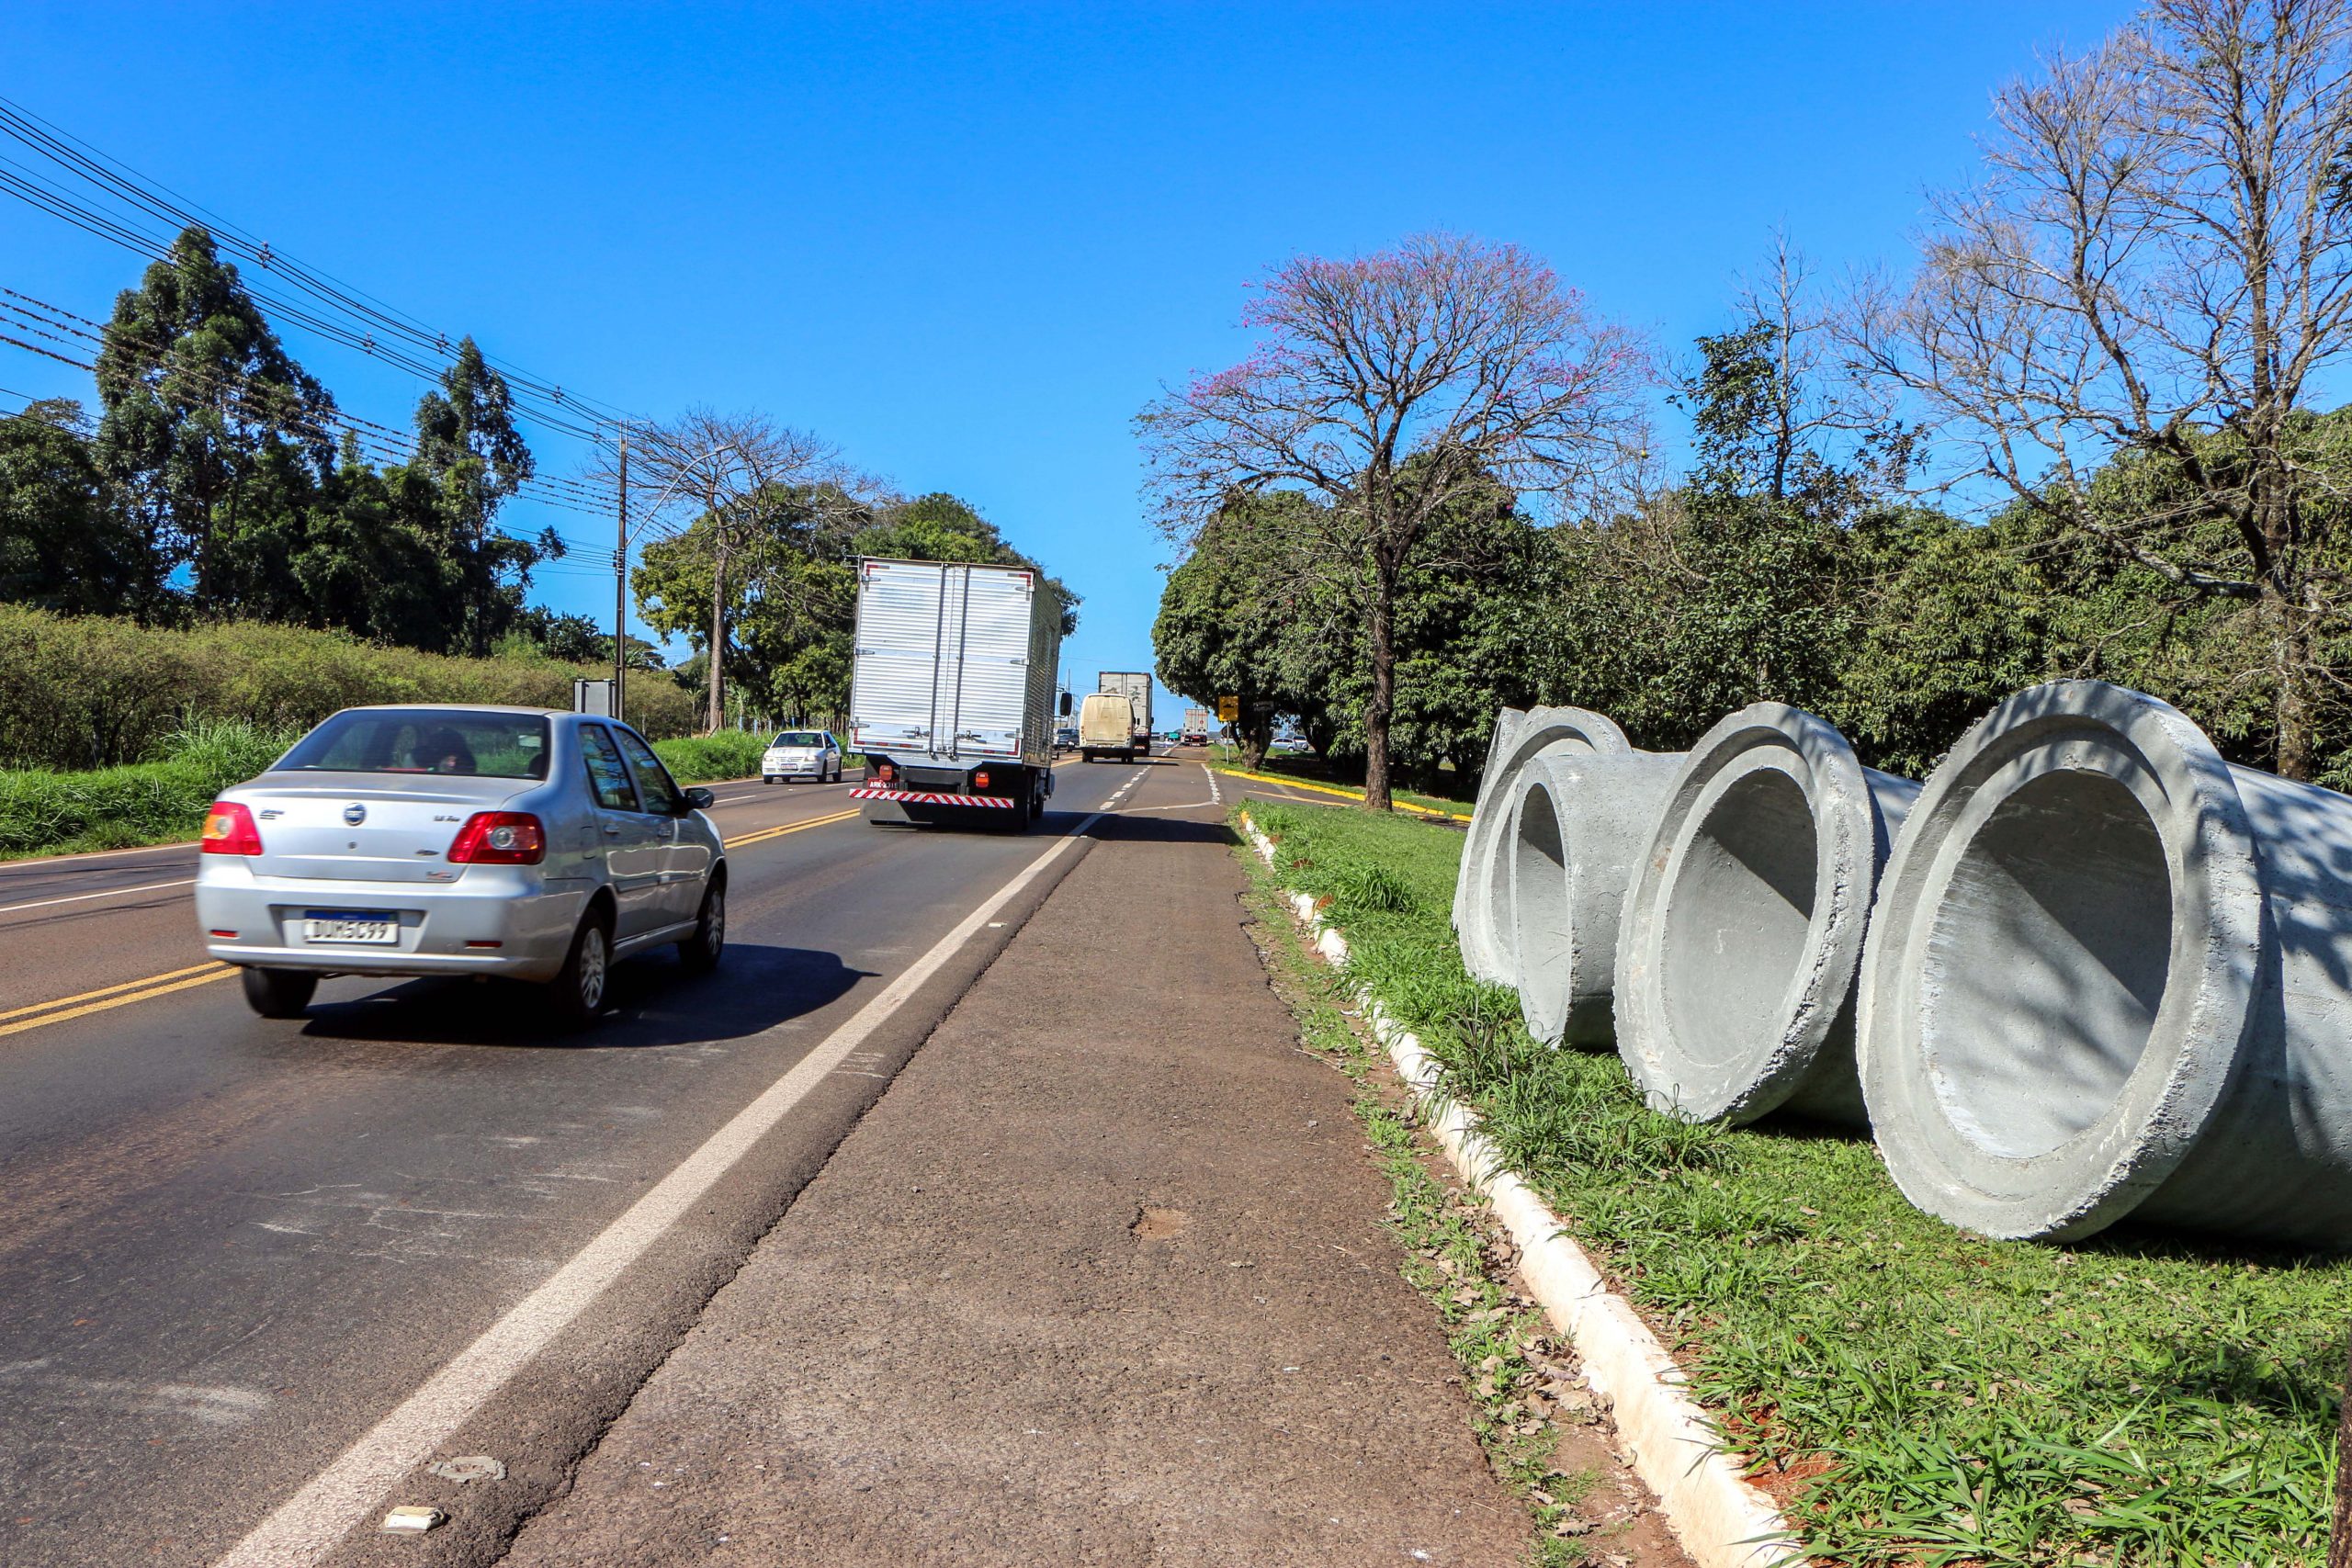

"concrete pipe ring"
[1615,705,1918,1127]
[1504,747,1684,1047]
[1453,705,1631,990]
[1855,680,2268,1244]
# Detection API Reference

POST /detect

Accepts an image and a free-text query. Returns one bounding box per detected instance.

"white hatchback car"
[762,728,844,784]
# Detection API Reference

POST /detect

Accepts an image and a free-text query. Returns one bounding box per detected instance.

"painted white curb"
[1239,811,1808,1568]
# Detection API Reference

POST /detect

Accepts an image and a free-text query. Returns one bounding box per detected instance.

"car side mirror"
[683,786,716,812]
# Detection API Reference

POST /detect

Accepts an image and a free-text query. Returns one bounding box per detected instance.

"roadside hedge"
[0,720,776,860]
[0,604,699,771]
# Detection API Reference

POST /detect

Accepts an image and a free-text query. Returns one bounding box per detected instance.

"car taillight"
[200,801,264,855]
[447,812,547,865]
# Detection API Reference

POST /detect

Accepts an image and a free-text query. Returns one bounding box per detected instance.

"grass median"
[1234,798,2343,1568]
[1204,743,1475,818]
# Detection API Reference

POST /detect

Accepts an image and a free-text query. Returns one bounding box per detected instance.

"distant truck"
[1078,692,1140,762]
[1181,707,1209,747]
[847,558,1063,829]
[1098,671,1152,756]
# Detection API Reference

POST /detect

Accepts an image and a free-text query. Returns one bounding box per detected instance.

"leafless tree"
[621,409,862,732]
[1136,231,1651,808]
[1848,0,2352,778]
[1724,231,1904,503]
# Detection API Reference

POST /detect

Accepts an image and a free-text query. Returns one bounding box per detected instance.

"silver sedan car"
[195,705,727,1028]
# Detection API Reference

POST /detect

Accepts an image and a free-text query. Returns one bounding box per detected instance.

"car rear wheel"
[241,966,318,1019]
[549,914,611,1030]
[680,882,726,973]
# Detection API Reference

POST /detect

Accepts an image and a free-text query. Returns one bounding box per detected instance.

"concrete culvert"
[1613,705,1918,1127]
[1452,705,1631,991]
[1859,678,2352,1249]
[1504,747,1683,1046]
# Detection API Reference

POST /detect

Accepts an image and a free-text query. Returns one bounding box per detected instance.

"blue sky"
[4,1,2132,721]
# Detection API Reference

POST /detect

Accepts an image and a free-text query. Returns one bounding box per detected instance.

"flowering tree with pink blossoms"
[1137,232,1650,809]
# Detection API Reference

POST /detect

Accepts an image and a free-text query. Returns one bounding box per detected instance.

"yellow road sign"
[1216,695,1239,722]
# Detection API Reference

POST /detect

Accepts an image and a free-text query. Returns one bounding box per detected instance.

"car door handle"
[603,825,623,837]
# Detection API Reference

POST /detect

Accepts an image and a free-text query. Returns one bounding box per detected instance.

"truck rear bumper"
[850,786,1017,808]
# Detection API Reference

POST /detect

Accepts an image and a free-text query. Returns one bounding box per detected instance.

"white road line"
[212,809,1109,1568]
[0,877,197,917]
[1203,763,1221,805]
[0,840,197,871]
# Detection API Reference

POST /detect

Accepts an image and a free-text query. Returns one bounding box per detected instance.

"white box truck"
[1098,671,1152,756]
[847,558,1065,829]
[1182,707,1209,747]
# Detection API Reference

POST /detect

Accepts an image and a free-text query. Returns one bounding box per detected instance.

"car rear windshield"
[278,710,553,780]
[767,731,825,747]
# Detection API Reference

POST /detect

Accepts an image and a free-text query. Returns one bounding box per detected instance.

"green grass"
[1207,743,1476,817]
[649,728,767,784]
[0,716,302,860]
[1235,799,2346,1567]
[1241,848,1600,1565]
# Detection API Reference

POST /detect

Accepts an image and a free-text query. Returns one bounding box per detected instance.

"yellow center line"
[2,807,865,1042]
[722,807,863,850]
[0,965,236,1040]
[0,961,231,1024]
[1209,765,1473,820]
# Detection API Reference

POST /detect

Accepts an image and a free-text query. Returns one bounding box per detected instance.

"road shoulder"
[498,759,1533,1564]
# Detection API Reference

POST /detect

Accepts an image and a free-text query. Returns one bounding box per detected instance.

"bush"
[0,604,698,771]
[652,729,768,783]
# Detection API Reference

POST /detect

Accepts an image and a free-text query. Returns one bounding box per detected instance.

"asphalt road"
[0,754,1179,1567]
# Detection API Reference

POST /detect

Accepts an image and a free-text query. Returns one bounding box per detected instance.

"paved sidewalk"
[503,761,1532,1565]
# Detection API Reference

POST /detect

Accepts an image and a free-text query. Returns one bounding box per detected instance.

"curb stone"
[1239,810,1810,1568]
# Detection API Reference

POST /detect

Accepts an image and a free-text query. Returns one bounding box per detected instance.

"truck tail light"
[876,761,896,784]
[199,801,264,855]
[447,812,547,865]
[973,771,990,790]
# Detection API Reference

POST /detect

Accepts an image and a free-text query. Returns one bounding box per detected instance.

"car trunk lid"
[234,773,534,883]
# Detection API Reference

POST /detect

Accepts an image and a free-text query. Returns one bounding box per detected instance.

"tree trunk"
[2332,1327,2352,1568]
[2275,594,2314,783]
[707,543,728,735]
[1241,705,1273,772]
[1363,564,1396,811]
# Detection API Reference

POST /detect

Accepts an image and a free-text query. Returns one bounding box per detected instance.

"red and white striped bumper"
[851,787,1017,809]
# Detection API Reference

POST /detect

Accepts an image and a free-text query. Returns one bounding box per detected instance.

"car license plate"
[302,909,399,944]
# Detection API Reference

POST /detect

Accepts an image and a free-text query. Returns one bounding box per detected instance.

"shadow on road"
[290,942,869,1049]
[1086,814,1237,846]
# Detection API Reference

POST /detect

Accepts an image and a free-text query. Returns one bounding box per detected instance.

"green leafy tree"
[0,399,148,615]
[93,225,337,618]
[409,336,548,655]
[1152,493,1318,768]
[856,492,1081,635]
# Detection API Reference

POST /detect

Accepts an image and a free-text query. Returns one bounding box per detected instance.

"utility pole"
[614,423,629,723]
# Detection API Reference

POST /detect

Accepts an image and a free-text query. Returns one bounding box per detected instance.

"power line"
[0,96,639,426]
[0,324,623,564]
[0,287,616,523]
[0,110,630,447]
